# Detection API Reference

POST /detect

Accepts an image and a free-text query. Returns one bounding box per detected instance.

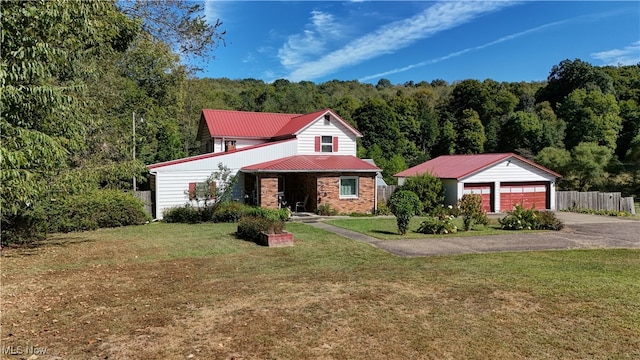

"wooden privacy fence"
[556,191,636,214]
[377,185,397,203]
[134,191,153,217]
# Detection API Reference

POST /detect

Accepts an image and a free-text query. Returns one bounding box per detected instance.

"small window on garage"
[340,176,358,198]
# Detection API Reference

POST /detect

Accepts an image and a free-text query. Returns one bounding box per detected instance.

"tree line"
[2,1,639,243]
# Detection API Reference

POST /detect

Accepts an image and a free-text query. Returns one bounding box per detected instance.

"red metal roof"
[201,108,362,139]
[242,155,380,173]
[394,153,562,180]
[273,109,362,138]
[201,109,297,138]
[147,139,296,169]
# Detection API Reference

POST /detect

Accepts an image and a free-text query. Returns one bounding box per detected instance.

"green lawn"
[326,216,525,240]
[2,222,639,359]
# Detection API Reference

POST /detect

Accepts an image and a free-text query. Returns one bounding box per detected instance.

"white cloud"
[591,41,640,66]
[277,10,345,69]
[359,17,570,82]
[204,1,222,26]
[282,1,515,81]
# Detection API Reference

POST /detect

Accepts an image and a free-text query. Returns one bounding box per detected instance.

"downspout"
[374,173,378,214]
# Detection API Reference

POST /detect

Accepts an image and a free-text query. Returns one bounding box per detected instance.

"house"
[394,153,562,212]
[147,109,380,219]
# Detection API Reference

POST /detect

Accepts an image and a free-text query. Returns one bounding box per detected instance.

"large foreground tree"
[1,1,138,214]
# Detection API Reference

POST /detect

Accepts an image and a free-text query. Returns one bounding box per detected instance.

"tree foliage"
[118,0,226,60]
[1,1,138,215]
[559,88,621,151]
[399,173,444,214]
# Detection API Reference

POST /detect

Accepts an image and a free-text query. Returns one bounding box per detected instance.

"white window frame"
[321,135,333,152]
[340,176,358,198]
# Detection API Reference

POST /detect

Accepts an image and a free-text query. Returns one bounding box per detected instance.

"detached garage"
[394,153,562,212]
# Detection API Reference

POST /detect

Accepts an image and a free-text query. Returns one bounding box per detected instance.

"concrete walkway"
[299,212,640,257]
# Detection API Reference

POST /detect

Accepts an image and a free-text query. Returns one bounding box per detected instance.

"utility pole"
[132,111,136,192]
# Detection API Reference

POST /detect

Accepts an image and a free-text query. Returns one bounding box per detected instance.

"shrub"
[237,216,273,240]
[535,211,564,230]
[1,205,48,246]
[211,201,250,223]
[316,203,338,216]
[500,205,563,231]
[237,207,288,241]
[458,194,489,231]
[417,215,458,234]
[43,190,149,233]
[243,207,289,222]
[388,189,422,235]
[399,173,444,214]
[375,202,392,216]
[163,205,203,224]
[499,205,537,230]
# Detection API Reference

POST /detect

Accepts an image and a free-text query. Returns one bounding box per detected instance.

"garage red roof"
[200,108,361,139]
[394,153,561,180]
[242,155,380,173]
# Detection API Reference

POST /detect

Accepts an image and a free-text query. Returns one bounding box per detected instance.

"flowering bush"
[417,214,458,234]
[500,205,563,231]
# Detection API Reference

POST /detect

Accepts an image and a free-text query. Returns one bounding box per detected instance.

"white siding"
[459,158,558,211]
[462,158,556,183]
[211,137,266,153]
[151,140,297,219]
[296,117,358,155]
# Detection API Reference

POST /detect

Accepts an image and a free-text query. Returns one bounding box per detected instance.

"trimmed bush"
[44,190,149,233]
[388,189,422,235]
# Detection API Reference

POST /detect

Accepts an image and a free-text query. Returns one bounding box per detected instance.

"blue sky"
[194,1,640,85]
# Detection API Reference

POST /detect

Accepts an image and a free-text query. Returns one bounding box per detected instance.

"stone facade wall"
[317,173,376,214]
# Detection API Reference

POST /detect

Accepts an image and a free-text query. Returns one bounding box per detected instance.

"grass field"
[2,222,639,359]
[326,216,513,240]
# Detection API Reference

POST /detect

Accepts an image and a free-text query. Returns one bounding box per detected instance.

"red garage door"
[463,184,492,213]
[500,183,548,211]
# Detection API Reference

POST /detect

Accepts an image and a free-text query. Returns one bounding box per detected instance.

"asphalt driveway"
[306,212,640,257]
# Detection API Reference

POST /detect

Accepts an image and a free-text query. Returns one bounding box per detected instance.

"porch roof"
[241,155,380,173]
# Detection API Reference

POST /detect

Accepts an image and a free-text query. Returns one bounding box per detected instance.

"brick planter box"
[258,231,294,247]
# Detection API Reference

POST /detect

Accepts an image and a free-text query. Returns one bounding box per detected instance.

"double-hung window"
[321,136,333,152]
[315,136,339,153]
[340,176,358,198]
